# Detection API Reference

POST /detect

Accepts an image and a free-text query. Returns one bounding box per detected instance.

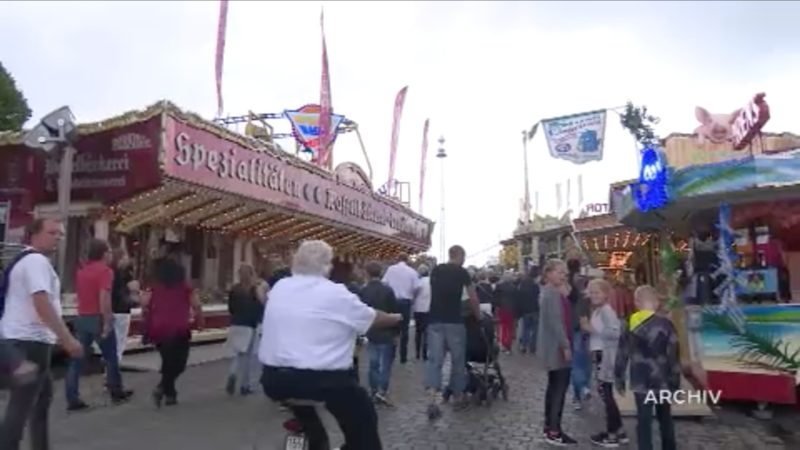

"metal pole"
[522,130,531,224]
[56,145,75,277]
[439,155,446,263]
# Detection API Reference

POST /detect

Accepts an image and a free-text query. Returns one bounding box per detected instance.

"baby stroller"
[444,312,508,406]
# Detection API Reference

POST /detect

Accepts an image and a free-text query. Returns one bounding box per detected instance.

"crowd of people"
[0,218,682,450]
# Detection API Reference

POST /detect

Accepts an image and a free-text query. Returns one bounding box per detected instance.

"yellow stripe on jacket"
[629,310,655,331]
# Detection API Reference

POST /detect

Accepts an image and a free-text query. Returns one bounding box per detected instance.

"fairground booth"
[572,200,660,319]
[0,101,433,336]
[614,93,800,408]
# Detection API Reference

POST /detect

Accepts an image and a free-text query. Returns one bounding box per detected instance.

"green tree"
[0,62,32,132]
[620,102,660,148]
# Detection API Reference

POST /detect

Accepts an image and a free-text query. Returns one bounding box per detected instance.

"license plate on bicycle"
[285,434,306,450]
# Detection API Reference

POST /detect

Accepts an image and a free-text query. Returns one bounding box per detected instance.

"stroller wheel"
[501,384,509,401]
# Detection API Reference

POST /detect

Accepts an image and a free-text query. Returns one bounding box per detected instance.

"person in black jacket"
[515,266,541,354]
[225,264,265,396]
[359,262,401,406]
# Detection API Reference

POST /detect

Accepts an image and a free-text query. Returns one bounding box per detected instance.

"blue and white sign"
[633,146,669,211]
[541,110,607,164]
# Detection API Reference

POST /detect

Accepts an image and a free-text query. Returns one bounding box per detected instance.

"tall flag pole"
[214,0,229,118]
[317,7,334,169]
[387,86,409,193]
[418,118,430,214]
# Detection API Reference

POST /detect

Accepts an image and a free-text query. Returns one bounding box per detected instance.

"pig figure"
[694,106,742,145]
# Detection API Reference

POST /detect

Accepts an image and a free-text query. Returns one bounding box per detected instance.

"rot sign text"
[732,93,770,150]
[582,203,609,216]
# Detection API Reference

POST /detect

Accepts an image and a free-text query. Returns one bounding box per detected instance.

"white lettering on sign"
[582,203,609,216]
[732,93,770,150]
[112,133,152,152]
[45,153,130,176]
[173,132,429,240]
[643,389,722,406]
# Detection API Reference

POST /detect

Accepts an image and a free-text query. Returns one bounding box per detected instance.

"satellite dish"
[23,106,77,153]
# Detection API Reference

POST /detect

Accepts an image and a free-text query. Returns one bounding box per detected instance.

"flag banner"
[284,104,345,154]
[215,0,229,118]
[317,8,333,168]
[527,122,540,141]
[541,109,606,164]
[566,178,572,209]
[555,183,562,212]
[387,86,409,184]
[418,118,430,213]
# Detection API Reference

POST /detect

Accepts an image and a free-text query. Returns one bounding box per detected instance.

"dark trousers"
[634,392,677,450]
[413,312,429,360]
[262,366,382,450]
[0,341,24,379]
[543,367,571,433]
[593,351,623,433]
[0,340,54,450]
[156,333,190,398]
[396,299,412,363]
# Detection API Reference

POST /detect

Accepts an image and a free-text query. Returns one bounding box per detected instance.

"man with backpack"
[1,218,83,450]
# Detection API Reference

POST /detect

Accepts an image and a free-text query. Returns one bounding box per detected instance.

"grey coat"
[590,304,622,382]
[537,284,571,371]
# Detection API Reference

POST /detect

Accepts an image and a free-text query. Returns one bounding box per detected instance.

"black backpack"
[0,250,40,319]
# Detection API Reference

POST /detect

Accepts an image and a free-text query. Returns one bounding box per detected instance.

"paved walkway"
[1,344,793,450]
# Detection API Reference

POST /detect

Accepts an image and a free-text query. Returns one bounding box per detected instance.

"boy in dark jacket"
[359,262,401,406]
[614,285,680,450]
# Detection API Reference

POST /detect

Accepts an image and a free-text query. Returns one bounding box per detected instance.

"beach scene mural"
[671,149,800,198]
[701,304,800,364]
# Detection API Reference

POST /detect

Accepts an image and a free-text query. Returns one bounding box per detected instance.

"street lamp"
[436,136,447,263]
[23,106,78,276]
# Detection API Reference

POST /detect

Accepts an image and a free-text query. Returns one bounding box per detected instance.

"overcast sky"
[3,1,800,265]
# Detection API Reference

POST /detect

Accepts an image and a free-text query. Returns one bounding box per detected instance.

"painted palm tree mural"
[702,204,800,374]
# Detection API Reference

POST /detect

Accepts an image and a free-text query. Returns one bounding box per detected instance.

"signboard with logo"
[542,110,607,165]
[633,146,669,212]
[732,93,770,150]
[36,116,162,203]
[163,117,433,248]
[284,104,345,156]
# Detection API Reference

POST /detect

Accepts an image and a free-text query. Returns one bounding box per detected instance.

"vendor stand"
[615,128,800,407]
[0,101,434,345]
[572,211,657,318]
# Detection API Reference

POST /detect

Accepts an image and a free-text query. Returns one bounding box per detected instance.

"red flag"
[317,9,333,169]
[387,86,409,187]
[418,119,430,213]
[214,0,229,118]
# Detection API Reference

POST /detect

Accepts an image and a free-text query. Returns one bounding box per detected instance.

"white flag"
[542,109,607,164]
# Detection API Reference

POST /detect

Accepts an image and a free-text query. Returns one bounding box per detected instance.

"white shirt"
[413,276,431,313]
[258,274,377,371]
[382,261,419,300]
[1,250,62,344]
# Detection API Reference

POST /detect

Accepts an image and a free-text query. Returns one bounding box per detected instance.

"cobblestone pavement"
[1,345,792,450]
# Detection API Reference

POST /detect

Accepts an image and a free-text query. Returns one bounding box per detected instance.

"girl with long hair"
[141,250,204,407]
[584,278,628,447]
[537,259,577,445]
